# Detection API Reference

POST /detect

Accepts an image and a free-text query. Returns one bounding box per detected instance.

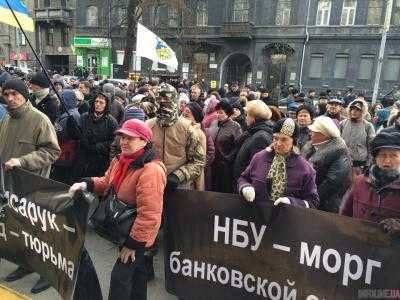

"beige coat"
[0,101,60,178]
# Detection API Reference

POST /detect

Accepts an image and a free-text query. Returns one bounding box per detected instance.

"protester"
[0,78,61,294]
[303,116,352,213]
[325,98,344,126]
[340,99,375,178]
[103,83,125,124]
[69,119,166,300]
[233,100,273,186]
[237,118,319,207]
[75,89,90,114]
[202,96,219,129]
[296,104,315,152]
[182,102,215,191]
[225,82,240,99]
[231,100,247,131]
[51,89,82,185]
[341,132,400,237]
[190,84,204,108]
[178,93,190,115]
[211,99,242,193]
[78,80,94,104]
[29,72,59,124]
[74,92,118,179]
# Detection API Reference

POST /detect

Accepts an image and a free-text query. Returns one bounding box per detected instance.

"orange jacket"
[89,148,166,250]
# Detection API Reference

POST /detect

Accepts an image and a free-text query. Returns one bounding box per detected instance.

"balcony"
[34,7,74,24]
[221,22,254,39]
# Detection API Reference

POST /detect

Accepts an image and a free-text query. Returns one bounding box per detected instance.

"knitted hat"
[30,72,50,88]
[246,100,272,120]
[0,72,11,87]
[186,102,204,123]
[115,119,152,142]
[308,116,340,138]
[296,104,316,119]
[124,106,146,122]
[114,88,126,99]
[273,118,299,142]
[370,132,400,157]
[2,78,29,100]
[215,99,234,116]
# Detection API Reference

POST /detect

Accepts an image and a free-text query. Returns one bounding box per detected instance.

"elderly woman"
[296,104,315,152]
[70,119,166,300]
[303,116,352,213]
[341,132,400,235]
[234,100,273,186]
[238,118,319,208]
[211,99,242,193]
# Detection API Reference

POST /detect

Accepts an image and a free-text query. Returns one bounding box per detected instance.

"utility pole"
[372,0,393,104]
[298,0,311,92]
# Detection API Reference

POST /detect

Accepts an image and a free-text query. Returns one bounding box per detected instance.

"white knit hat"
[308,116,340,138]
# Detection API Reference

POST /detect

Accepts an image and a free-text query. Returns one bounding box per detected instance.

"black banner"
[165,190,400,300]
[0,164,89,299]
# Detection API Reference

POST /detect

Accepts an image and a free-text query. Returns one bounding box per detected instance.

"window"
[394,0,400,25]
[276,0,291,25]
[86,6,98,27]
[316,0,331,26]
[61,27,69,47]
[44,0,50,7]
[341,0,357,26]
[197,0,208,26]
[46,27,54,46]
[61,0,66,7]
[168,7,178,27]
[358,55,375,80]
[16,28,26,46]
[383,55,400,81]
[334,54,349,79]
[233,0,249,22]
[150,6,161,27]
[309,54,323,78]
[367,0,383,25]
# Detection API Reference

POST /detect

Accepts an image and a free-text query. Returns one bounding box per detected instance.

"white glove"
[242,186,255,202]
[69,182,87,195]
[274,197,291,206]
[4,158,21,170]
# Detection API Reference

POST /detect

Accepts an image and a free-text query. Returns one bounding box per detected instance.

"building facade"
[137,0,400,96]
[33,0,76,73]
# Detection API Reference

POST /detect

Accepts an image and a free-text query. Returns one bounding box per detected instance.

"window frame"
[86,5,99,27]
[366,0,383,25]
[383,55,400,82]
[275,0,292,26]
[309,53,324,79]
[168,7,179,27]
[340,0,357,26]
[196,0,208,27]
[232,0,249,22]
[333,54,349,79]
[358,54,375,80]
[316,0,332,26]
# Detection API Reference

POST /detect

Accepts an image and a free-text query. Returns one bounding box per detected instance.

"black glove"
[166,173,180,193]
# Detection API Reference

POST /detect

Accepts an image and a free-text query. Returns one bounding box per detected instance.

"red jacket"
[340,175,400,223]
[89,148,166,250]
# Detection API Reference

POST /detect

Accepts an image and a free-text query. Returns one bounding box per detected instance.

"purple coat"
[340,175,400,223]
[237,149,320,208]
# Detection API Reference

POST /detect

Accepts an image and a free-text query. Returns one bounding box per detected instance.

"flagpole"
[4,0,82,135]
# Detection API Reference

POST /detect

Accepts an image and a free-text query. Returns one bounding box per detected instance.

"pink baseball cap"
[115,119,152,142]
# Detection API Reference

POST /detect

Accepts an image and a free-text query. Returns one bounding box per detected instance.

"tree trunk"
[123,0,140,76]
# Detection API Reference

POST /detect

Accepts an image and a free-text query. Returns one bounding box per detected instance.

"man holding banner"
[0,78,60,293]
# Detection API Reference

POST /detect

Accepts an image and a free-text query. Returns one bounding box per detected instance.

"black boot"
[31,276,51,294]
[145,256,155,281]
[5,266,33,282]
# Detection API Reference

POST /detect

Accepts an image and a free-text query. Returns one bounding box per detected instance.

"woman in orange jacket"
[70,119,166,300]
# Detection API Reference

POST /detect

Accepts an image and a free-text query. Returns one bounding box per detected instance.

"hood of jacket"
[60,89,77,111]
[89,91,111,115]
[347,98,369,118]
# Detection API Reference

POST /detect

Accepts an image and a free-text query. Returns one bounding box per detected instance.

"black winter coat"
[29,93,59,124]
[303,137,352,213]
[233,120,273,188]
[75,112,118,179]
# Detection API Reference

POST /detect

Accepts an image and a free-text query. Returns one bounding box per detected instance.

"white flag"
[136,23,178,71]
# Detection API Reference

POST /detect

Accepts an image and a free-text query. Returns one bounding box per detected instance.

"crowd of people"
[0,68,400,299]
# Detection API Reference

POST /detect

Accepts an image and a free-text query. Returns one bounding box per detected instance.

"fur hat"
[215,99,234,116]
[246,100,272,120]
[308,116,340,138]
[273,118,299,143]
[296,104,316,119]
[370,132,400,157]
